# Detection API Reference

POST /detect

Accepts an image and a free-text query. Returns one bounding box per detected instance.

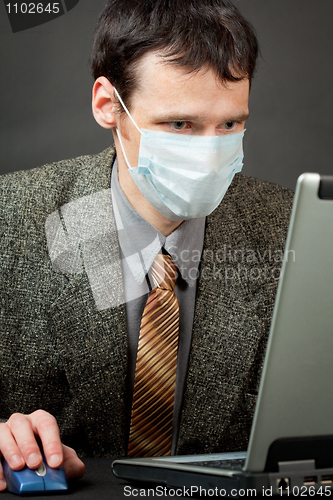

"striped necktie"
[127,253,179,457]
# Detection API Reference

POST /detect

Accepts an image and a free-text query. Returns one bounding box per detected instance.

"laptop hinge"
[318,175,333,199]
[278,460,315,473]
[265,436,333,472]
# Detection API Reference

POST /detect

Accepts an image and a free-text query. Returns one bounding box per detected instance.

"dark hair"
[91,0,258,109]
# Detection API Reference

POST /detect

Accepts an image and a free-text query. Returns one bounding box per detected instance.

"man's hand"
[0,410,85,491]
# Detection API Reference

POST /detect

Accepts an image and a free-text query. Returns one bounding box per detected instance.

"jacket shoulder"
[0,147,116,215]
[228,173,294,217]
[207,174,294,246]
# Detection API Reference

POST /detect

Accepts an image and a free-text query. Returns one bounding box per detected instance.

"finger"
[5,414,42,469]
[0,420,26,470]
[0,459,7,492]
[27,410,63,468]
[62,445,85,480]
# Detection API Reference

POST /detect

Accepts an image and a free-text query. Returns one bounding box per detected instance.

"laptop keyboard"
[186,458,245,470]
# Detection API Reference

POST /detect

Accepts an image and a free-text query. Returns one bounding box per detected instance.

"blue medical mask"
[114,88,245,222]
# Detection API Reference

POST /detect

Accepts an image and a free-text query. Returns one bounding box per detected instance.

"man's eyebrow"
[229,111,250,122]
[151,111,250,123]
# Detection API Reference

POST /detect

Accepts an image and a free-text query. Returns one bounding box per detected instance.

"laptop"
[112,173,333,496]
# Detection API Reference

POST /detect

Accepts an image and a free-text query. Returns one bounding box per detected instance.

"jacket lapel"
[49,148,129,457]
[177,198,269,455]
[50,270,129,457]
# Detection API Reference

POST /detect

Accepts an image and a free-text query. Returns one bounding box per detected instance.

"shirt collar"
[111,160,205,286]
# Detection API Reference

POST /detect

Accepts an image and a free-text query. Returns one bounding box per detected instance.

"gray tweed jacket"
[0,147,293,458]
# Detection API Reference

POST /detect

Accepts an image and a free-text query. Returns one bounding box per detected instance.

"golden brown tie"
[127,253,179,457]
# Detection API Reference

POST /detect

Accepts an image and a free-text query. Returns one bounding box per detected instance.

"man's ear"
[92,76,118,129]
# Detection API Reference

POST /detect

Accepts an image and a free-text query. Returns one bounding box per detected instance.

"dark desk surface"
[0,458,327,498]
[0,458,190,499]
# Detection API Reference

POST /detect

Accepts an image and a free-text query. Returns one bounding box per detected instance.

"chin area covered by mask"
[114,88,245,222]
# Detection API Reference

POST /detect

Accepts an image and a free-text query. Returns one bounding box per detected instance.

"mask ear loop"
[116,128,134,170]
[113,88,141,134]
[113,87,142,170]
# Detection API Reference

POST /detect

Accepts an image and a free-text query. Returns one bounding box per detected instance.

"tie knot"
[151,254,177,292]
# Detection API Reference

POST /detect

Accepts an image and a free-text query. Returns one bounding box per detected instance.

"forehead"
[130,52,250,119]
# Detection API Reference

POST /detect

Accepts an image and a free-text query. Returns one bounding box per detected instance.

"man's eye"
[225,121,237,130]
[169,121,187,131]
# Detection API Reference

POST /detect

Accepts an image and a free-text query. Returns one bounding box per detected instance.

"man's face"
[110,51,250,233]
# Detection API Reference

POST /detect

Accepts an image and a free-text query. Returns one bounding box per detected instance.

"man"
[0,0,293,490]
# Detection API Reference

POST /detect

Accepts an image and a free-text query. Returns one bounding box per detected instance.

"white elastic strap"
[114,88,142,135]
[116,128,134,170]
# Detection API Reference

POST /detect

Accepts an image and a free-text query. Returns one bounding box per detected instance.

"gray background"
[0,0,332,190]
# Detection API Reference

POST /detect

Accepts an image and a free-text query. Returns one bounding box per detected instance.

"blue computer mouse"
[2,454,68,494]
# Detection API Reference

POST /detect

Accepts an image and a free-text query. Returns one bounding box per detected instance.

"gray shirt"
[110,160,206,453]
